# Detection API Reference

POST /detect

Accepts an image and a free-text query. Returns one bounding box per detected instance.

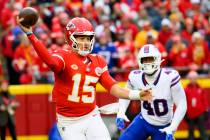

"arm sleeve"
[117,82,132,117]
[170,82,187,130]
[27,34,64,73]
[100,69,117,91]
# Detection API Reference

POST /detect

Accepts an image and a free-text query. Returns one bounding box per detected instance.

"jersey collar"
[142,69,162,86]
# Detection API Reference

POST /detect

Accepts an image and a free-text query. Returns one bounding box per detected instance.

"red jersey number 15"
[68,74,99,103]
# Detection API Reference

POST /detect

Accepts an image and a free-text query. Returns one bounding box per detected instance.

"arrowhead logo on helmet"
[66,22,76,30]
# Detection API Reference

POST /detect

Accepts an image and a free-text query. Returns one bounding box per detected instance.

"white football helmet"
[137,44,161,75]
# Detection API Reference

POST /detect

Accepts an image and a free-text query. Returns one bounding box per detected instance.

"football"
[19,7,39,27]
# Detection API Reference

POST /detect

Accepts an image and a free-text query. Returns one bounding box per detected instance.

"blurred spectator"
[168,33,190,67]
[201,0,210,16]
[169,12,183,33]
[157,18,173,46]
[152,4,169,30]
[146,32,168,66]
[51,32,66,49]
[117,15,138,42]
[92,32,119,77]
[136,6,151,29]
[185,70,209,140]
[94,0,111,16]
[1,27,21,84]
[112,2,125,26]
[12,34,38,84]
[0,0,209,84]
[188,32,210,71]
[142,0,159,18]
[0,80,19,140]
[0,59,4,81]
[0,2,15,30]
[178,0,194,18]
[83,4,98,28]
[95,15,116,42]
[51,11,70,34]
[181,18,195,44]
[134,20,158,50]
[114,29,137,80]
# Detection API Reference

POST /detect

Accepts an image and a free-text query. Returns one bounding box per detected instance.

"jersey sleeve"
[98,55,117,91]
[170,81,187,130]
[27,34,64,73]
[125,71,135,89]
[170,70,181,88]
[51,49,67,71]
[169,69,187,130]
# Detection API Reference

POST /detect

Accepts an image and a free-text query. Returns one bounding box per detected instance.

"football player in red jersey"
[17,16,152,140]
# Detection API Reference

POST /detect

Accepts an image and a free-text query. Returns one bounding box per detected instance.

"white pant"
[57,108,111,140]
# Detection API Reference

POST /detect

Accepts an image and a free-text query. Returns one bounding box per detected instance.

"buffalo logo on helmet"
[144,45,150,53]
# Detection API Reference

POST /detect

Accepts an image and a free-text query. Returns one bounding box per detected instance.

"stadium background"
[0,0,210,140]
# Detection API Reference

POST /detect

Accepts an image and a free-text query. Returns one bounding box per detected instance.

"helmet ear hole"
[72,44,77,49]
[140,58,143,64]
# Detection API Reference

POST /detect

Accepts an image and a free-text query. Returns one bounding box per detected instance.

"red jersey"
[28,34,117,117]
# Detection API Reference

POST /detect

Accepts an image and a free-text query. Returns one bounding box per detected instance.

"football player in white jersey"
[116,44,187,140]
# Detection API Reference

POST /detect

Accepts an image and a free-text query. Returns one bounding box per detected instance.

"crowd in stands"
[0,0,209,85]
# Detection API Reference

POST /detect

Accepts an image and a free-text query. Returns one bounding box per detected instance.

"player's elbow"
[110,84,120,97]
[178,98,187,115]
[183,101,187,114]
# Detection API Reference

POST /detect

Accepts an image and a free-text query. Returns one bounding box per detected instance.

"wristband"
[128,90,140,100]
[26,32,33,36]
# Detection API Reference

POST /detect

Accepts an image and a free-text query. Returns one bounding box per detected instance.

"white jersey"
[126,68,183,126]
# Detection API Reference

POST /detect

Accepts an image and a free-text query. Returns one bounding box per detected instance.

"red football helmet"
[65,17,95,56]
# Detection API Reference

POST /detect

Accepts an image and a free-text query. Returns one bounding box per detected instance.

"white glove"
[117,112,130,122]
[159,125,176,135]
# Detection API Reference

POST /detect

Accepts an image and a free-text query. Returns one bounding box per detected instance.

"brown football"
[19,7,39,27]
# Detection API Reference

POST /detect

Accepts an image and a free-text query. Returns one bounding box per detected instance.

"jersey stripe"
[170,77,180,87]
[102,66,108,73]
[172,75,180,83]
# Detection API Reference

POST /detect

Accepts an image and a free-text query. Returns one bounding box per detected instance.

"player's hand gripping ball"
[18,7,39,27]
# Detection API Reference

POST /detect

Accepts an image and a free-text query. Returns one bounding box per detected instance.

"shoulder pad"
[128,69,142,78]
[168,69,181,87]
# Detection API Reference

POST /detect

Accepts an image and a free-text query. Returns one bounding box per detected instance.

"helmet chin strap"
[145,69,158,76]
[144,69,161,85]
[71,42,91,56]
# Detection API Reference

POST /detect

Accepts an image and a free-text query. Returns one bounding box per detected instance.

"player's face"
[141,57,155,64]
[75,35,92,52]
